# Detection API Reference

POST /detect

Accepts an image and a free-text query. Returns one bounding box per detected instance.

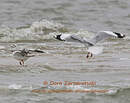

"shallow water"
[0,0,130,103]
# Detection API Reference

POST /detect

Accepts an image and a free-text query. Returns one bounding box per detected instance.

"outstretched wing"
[65,34,94,47]
[89,31,118,44]
[28,49,45,53]
[69,35,85,43]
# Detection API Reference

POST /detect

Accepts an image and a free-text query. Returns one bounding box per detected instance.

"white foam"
[119,58,129,60]
[30,19,64,34]
[0,46,5,49]
[8,84,22,89]
[0,19,95,43]
[0,19,64,42]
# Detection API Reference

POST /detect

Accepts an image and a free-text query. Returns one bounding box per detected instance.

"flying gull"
[54,31,125,58]
[13,48,45,66]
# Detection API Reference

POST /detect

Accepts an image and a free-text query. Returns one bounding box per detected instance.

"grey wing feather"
[70,35,94,46]
[89,32,115,44]
[70,35,85,43]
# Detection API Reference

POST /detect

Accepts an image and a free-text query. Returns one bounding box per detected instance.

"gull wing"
[89,31,117,44]
[28,49,45,53]
[68,35,94,46]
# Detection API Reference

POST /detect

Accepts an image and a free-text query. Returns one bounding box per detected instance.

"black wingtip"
[113,32,125,38]
[34,49,45,53]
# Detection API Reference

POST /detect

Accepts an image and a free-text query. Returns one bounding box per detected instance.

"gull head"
[113,32,125,38]
[21,48,30,55]
[54,34,63,41]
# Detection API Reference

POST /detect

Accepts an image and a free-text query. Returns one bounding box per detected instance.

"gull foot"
[19,60,24,66]
[86,52,93,59]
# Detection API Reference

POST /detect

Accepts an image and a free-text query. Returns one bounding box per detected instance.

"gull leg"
[86,52,90,58]
[21,60,24,66]
[19,61,22,65]
[86,53,89,58]
[90,53,93,58]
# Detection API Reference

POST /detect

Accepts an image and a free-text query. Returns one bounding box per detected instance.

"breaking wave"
[0,19,93,42]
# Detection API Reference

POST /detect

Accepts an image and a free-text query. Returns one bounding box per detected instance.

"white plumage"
[54,31,125,58]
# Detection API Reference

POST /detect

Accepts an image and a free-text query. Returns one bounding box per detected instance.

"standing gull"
[54,31,125,58]
[13,48,45,65]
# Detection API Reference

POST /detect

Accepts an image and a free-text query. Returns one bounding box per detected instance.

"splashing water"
[0,19,65,42]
